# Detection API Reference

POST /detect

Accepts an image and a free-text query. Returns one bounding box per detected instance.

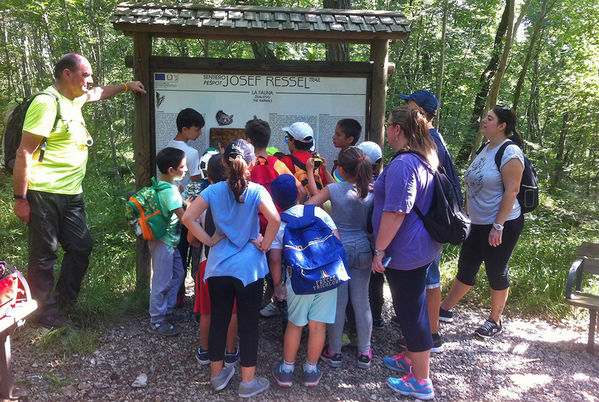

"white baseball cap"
[357,141,383,164]
[282,122,313,143]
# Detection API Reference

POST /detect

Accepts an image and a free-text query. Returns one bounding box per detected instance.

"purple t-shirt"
[372,153,442,270]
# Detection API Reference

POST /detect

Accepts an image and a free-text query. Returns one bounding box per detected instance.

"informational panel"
[153,72,368,166]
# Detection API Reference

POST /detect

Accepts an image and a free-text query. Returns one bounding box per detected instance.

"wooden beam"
[133,32,153,291]
[125,56,372,76]
[114,24,408,44]
[369,39,389,150]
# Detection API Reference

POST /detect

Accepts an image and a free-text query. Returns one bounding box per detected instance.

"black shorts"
[456,214,524,290]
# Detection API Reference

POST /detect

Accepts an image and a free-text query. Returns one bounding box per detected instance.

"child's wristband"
[121,82,128,93]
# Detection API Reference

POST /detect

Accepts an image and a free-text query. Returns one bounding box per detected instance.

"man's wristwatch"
[374,248,385,256]
[492,222,504,231]
[14,194,27,200]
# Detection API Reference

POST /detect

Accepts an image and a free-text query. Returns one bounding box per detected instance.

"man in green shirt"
[13,53,146,329]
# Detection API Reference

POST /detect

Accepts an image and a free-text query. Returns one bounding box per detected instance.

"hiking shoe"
[148,322,181,337]
[195,347,210,365]
[397,334,443,354]
[273,362,294,387]
[303,364,323,387]
[475,318,502,339]
[238,376,269,398]
[211,365,235,391]
[387,368,435,400]
[320,346,342,368]
[390,315,401,328]
[260,302,281,318]
[383,353,411,373]
[225,348,240,367]
[372,318,384,329]
[439,307,454,323]
[431,333,444,353]
[166,312,186,324]
[357,348,373,369]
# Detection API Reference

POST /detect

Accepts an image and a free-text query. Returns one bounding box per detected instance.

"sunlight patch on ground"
[509,373,551,391]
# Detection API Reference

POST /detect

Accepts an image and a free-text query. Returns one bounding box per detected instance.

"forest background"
[0,0,598,334]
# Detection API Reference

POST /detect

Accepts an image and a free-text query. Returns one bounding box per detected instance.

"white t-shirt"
[271,204,337,250]
[464,140,525,225]
[165,139,201,193]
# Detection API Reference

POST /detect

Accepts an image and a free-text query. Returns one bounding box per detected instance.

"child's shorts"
[286,280,337,327]
[195,260,237,315]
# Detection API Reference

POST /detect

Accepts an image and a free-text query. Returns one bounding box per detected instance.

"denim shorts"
[425,253,442,290]
[286,279,337,327]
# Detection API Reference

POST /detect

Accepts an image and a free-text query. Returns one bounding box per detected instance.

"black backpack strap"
[493,140,518,173]
[475,141,489,156]
[288,154,307,171]
[32,91,61,163]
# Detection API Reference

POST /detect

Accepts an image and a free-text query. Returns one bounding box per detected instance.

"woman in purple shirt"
[371,106,441,400]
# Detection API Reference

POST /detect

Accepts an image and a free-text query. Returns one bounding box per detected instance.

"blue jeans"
[425,253,442,290]
[328,238,373,354]
[149,240,185,324]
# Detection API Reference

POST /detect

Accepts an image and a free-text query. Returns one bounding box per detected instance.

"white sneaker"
[259,302,280,318]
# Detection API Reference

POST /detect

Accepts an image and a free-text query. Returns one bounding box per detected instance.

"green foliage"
[1,0,598,323]
[39,327,97,358]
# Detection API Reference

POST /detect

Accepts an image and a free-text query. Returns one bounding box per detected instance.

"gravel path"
[9,299,599,401]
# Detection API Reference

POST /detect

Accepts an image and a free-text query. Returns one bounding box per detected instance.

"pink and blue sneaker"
[383,352,411,373]
[387,368,435,400]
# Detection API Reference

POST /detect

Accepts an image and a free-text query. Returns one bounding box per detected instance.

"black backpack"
[477,141,539,214]
[394,151,471,245]
[2,91,61,173]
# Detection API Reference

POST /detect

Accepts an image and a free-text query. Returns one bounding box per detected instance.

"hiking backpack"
[281,205,349,295]
[2,91,61,173]
[394,151,471,245]
[287,153,324,191]
[124,178,173,240]
[476,141,539,214]
[250,155,284,234]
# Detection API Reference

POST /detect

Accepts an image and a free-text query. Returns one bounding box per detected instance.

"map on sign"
[153,72,368,165]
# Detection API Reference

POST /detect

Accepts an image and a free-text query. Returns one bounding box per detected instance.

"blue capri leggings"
[385,264,433,353]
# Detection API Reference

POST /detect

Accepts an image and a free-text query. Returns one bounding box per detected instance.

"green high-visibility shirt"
[22,86,89,195]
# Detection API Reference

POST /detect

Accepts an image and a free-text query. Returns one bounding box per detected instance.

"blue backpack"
[281,205,349,295]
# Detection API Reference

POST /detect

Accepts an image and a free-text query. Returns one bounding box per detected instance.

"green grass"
[39,327,97,358]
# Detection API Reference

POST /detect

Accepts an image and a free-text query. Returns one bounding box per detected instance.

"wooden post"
[369,40,389,150]
[133,32,152,290]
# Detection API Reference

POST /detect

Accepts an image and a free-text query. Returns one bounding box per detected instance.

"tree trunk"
[61,0,83,53]
[1,14,15,95]
[455,0,511,165]
[513,0,556,112]
[250,42,276,61]
[469,0,515,159]
[435,0,448,128]
[324,0,350,62]
[551,112,569,189]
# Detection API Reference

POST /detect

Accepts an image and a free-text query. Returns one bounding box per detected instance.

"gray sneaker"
[211,365,235,391]
[238,376,270,398]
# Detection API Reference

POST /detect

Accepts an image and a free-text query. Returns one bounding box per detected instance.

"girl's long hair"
[390,106,439,171]
[226,156,249,203]
[337,147,372,199]
[492,105,523,145]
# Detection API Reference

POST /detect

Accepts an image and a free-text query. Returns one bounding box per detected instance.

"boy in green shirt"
[149,147,188,336]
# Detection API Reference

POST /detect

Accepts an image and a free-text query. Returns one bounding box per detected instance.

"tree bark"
[324,0,350,62]
[455,0,511,165]
[469,0,515,159]
[513,0,556,112]
[551,112,569,189]
[435,0,448,128]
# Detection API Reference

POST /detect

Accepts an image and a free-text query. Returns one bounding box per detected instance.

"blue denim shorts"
[425,253,442,289]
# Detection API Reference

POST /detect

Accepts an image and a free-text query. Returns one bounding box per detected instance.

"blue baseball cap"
[270,174,297,209]
[399,90,439,114]
[224,139,255,164]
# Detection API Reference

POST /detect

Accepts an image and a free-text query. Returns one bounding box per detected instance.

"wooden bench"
[565,242,599,353]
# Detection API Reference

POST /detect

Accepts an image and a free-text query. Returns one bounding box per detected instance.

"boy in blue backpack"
[148,147,188,336]
[269,174,341,388]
